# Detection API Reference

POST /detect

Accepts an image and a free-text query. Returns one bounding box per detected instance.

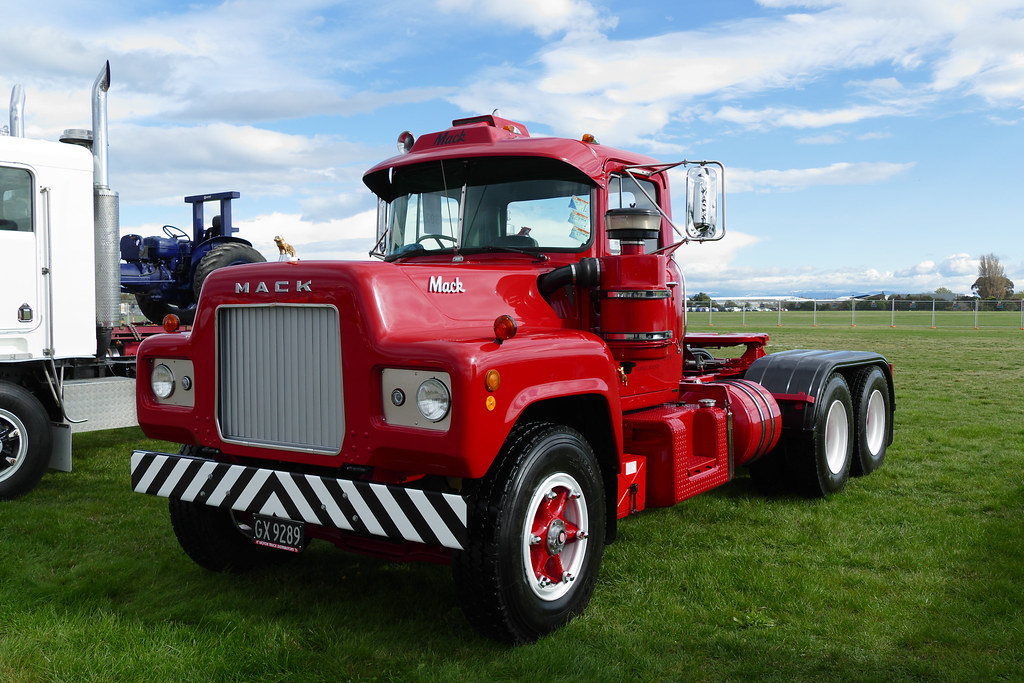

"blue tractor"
[120,191,266,325]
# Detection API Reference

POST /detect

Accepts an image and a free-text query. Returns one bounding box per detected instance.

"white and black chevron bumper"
[130,450,468,550]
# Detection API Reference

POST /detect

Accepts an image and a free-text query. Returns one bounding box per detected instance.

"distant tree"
[972,253,1014,299]
[688,292,711,304]
[934,287,954,299]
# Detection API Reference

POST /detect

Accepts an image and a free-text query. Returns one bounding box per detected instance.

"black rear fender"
[743,349,894,445]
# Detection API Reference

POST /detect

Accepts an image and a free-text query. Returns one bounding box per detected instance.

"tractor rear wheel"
[192,243,266,300]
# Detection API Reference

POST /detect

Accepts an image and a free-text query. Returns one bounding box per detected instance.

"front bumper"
[130,450,468,550]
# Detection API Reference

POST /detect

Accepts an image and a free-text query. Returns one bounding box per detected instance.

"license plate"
[252,514,304,553]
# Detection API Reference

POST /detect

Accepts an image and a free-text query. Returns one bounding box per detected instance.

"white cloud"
[435,0,616,37]
[728,161,915,193]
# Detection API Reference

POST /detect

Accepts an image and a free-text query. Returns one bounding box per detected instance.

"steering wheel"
[416,233,457,249]
[162,224,190,240]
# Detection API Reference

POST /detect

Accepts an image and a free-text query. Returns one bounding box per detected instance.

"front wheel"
[168,446,305,572]
[453,423,606,643]
[0,382,53,500]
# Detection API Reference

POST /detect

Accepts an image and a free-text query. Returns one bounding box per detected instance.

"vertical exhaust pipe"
[91,61,120,356]
[9,85,25,137]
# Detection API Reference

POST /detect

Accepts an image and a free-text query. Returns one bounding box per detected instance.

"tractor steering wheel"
[415,233,456,249]
[162,224,190,240]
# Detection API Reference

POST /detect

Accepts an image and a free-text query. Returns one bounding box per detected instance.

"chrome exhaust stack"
[91,61,120,355]
[59,62,121,355]
[8,84,25,137]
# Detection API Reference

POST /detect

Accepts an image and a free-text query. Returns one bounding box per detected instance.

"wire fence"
[687,299,1024,330]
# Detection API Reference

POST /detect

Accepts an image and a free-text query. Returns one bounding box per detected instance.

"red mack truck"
[130,113,894,643]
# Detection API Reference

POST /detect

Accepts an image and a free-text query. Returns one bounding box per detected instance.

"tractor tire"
[0,382,53,500]
[192,243,266,300]
[135,293,196,326]
[790,372,854,497]
[452,423,606,643]
[850,366,890,476]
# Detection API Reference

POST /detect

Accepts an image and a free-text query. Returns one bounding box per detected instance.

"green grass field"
[2,325,1023,681]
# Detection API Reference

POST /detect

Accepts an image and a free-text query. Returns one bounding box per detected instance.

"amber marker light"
[486,396,496,411]
[493,315,517,344]
[484,369,501,391]
[581,133,599,144]
[162,314,180,333]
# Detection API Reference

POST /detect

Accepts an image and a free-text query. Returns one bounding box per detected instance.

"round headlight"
[416,378,450,422]
[152,363,175,399]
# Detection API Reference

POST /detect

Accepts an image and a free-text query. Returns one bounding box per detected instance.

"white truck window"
[0,167,33,233]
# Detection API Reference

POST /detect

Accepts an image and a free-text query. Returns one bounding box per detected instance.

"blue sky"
[3,0,1023,297]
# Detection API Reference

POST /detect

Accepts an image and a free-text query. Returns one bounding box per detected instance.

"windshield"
[383,157,594,258]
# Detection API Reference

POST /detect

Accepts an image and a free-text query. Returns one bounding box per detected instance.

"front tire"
[453,423,606,643]
[168,446,303,572]
[0,382,52,500]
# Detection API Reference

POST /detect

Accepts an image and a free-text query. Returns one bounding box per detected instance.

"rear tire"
[850,366,890,475]
[192,243,266,300]
[453,423,606,643]
[791,373,854,497]
[0,382,52,500]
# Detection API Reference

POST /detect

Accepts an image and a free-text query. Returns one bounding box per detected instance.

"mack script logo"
[235,280,312,294]
[428,276,465,293]
[433,130,466,146]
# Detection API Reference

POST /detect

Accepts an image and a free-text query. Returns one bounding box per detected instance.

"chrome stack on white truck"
[0,63,137,499]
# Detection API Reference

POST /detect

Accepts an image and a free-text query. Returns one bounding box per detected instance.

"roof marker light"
[582,133,599,144]
[162,314,180,333]
[397,130,415,154]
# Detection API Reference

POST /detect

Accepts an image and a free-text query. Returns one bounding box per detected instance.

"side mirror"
[685,164,724,241]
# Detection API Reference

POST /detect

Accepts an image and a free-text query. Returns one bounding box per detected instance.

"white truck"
[0,63,137,499]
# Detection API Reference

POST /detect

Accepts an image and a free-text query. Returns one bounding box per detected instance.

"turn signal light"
[582,133,599,144]
[484,369,501,391]
[493,315,517,344]
[162,314,180,333]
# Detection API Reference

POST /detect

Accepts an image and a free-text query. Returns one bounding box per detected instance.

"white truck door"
[0,165,40,337]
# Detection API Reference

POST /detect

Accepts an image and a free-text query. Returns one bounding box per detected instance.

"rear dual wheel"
[454,423,606,643]
[850,366,890,475]
[794,372,855,497]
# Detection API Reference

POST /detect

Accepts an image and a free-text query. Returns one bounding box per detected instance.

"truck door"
[0,166,40,335]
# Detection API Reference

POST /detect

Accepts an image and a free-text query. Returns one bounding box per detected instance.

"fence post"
[709,299,714,327]
[931,299,936,329]
[777,300,783,327]
[975,298,979,330]
[851,299,857,327]
[813,299,818,327]
[891,297,896,327]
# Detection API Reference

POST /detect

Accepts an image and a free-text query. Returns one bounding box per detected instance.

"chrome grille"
[217,305,344,454]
